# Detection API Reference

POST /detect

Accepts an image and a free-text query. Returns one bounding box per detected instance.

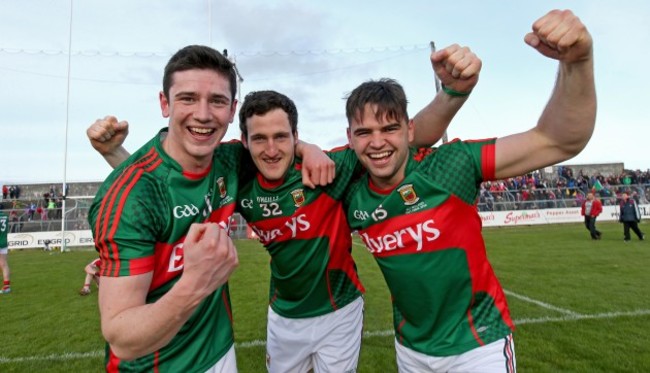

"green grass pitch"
[0,221,649,372]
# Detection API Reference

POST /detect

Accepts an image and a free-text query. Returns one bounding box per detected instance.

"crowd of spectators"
[3,168,650,233]
[0,184,87,233]
[477,167,650,212]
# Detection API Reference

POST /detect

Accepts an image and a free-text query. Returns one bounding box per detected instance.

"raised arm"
[495,9,596,179]
[411,44,482,147]
[87,116,131,167]
[88,117,334,188]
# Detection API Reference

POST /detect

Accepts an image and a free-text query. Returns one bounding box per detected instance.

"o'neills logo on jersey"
[397,184,419,206]
[217,177,227,198]
[290,188,305,207]
[360,219,440,253]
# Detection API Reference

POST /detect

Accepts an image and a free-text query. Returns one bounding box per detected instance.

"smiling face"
[242,108,298,182]
[159,68,236,173]
[347,103,414,189]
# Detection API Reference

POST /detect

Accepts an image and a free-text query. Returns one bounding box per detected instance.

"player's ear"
[346,127,353,148]
[241,133,249,149]
[160,91,170,118]
[229,99,238,123]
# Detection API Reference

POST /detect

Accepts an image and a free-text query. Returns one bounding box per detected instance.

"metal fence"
[0,196,250,239]
[3,182,649,236]
[472,183,647,212]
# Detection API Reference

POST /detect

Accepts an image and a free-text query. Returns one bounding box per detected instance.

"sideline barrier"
[8,204,650,249]
[7,230,94,250]
[480,204,649,227]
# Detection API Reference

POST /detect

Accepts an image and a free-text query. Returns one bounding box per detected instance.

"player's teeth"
[190,127,213,134]
[369,151,390,159]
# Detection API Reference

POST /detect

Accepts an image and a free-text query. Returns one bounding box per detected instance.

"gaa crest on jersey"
[397,184,419,206]
[290,188,305,207]
[217,177,227,198]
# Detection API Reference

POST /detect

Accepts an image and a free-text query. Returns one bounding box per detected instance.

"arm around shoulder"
[295,140,335,188]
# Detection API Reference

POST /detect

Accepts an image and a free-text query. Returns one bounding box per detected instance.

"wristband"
[441,84,471,97]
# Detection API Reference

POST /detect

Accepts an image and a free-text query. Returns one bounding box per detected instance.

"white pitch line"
[504,289,582,316]
[354,239,582,318]
[4,309,650,364]
[0,351,103,363]
[514,309,650,325]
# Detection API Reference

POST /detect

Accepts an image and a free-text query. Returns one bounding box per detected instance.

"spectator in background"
[622,174,632,186]
[9,211,19,233]
[9,186,15,199]
[575,191,586,208]
[38,204,47,221]
[27,203,36,221]
[581,192,602,240]
[0,210,11,294]
[55,199,63,219]
[2,185,7,200]
[79,257,101,296]
[47,199,56,220]
[619,192,645,242]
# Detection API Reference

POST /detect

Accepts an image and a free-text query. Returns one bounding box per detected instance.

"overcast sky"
[1,0,648,185]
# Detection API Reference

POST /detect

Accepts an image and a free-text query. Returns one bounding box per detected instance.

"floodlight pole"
[60,0,74,253]
[430,41,448,144]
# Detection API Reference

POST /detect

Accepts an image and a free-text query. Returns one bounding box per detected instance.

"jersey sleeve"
[459,138,497,182]
[322,145,363,200]
[89,174,167,277]
[422,138,497,205]
[214,140,256,185]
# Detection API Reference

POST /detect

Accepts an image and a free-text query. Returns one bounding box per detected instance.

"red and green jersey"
[237,146,365,318]
[344,139,514,357]
[89,129,249,373]
[0,212,8,248]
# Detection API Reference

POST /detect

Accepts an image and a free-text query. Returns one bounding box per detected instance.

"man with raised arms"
[343,9,595,372]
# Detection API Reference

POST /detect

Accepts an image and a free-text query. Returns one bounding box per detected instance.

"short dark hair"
[345,78,409,126]
[162,45,237,102]
[238,90,298,138]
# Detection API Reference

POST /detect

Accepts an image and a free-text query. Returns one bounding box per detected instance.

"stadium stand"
[2,163,649,234]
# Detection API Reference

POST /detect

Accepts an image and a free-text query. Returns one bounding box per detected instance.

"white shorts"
[204,345,237,373]
[396,334,516,373]
[0,248,8,255]
[266,296,364,373]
